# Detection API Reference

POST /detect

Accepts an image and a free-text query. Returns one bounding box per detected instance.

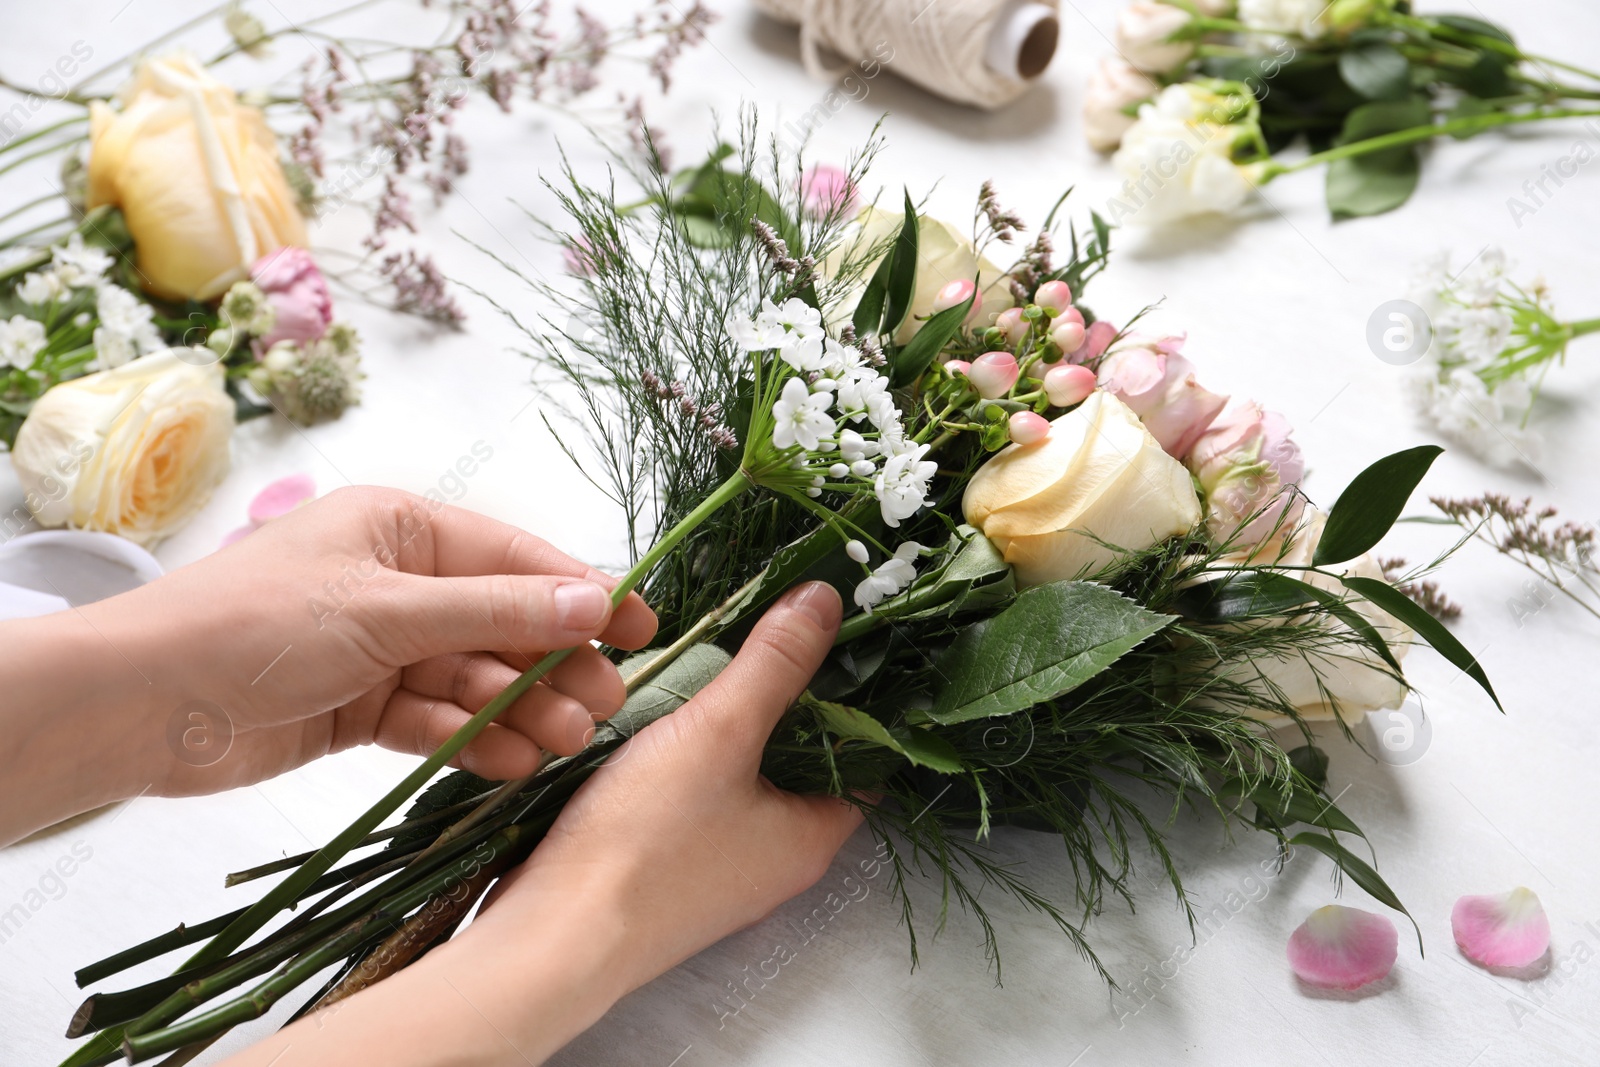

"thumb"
[692,581,842,754]
[372,572,616,661]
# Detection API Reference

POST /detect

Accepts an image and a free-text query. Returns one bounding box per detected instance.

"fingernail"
[554,581,610,631]
[784,580,841,630]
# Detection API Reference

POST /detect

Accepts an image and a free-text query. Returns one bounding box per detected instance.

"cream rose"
[1209,510,1412,725]
[11,349,235,546]
[963,391,1202,586]
[832,207,1013,345]
[86,52,308,302]
[1082,58,1160,152]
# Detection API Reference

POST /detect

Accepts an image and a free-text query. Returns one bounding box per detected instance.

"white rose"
[1111,84,1264,224]
[1238,0,1329,38]
[1207,510,1412,725]
[830,208,1013,346]
[1115,2,1195,74]
[11,349,234,546]
[1082,58,1159,152]
[962,391,1202,586]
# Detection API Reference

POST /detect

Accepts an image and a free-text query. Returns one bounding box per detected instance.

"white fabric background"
[2,1,1598,1064]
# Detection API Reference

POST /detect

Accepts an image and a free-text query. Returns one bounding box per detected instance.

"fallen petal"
[248,474,317,525]
[1453,888,1550,969]
[1288,905,1398,990]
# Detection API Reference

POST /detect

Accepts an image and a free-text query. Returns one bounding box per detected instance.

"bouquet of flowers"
[57,129,1496,1065]
[1085,0,1600,222]
[0,1,711,546]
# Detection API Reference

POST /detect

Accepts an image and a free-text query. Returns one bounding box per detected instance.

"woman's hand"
[0,486,656,843]
[220,582,863,1067]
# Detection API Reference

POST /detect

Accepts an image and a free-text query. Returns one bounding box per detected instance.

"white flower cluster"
[1408,249,1541,468]
[729,297,938,610]
[14,235,161,371]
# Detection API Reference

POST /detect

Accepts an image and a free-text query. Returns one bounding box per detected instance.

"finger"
[372,690,544,780]
[688,581,842,755]
[372,572,617,663]
[396,500,658,650]
[402,651,521,710]
[496,684,596,756]
[543,644,627,722]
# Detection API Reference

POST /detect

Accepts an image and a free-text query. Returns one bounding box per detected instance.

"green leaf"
[928,582,1175,724]
[1289,744,1330,790]
[851,251,892,339]
[1340,574,1501,710]
[1447,94,1498,135]
[1434,13,1515,47]
[1339,43,1412,101]
[811,699,965,773]
[679,214,734,249]
[1182,571,1400,673]
[1314,445,1444,566]
[881,190,919,335]
[605,643,734,739]
[1326,97,1432,220]
[1289,831,1421,950]
[890,292,973,386]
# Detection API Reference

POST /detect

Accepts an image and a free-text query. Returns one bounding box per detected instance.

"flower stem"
[1566,317,1600,338]
[165,472,752,980]
[1264,106,1600,179]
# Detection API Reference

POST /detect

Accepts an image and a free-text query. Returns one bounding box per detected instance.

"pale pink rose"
[1083,58,1159,152]
[1095,336,1226,456]
[1188,397,1305,543]
[1116,2,1195,74]
[1069,319,1117,364]
[251,248,332,347]
[799,164,859,218]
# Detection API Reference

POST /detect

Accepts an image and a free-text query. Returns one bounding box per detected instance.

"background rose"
[1083,58,1160,152]
[11,349,235,546]
[86,53,308,302]
[1111,84,1264,224]
[832,207,1013,345]
[251,248,333,347]
[1209,511,1412,725]
[963,391,1201,586]
[1188,397,1305,545]
[1096,336,1228,456]
[1116,2,1196,74]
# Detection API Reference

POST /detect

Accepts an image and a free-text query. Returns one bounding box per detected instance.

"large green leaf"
[1339,43,1412,101]
[1326,97,1432,220]
[1314,445,1443,566]
[811,699,964,773]
[881,190,920,336]
[1340,574,1501,710]
[1290,831,1421,950]
[890,291,975,386]
[928,582,1174,724]
[605,643,733,739]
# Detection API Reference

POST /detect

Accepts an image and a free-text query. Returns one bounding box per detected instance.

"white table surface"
[3,1,1599,1064]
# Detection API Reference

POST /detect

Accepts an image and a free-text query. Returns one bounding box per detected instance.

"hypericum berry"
[968,351,1020,399]
[1008,410,1051,445]
[1044,363,1096,407]
[1034,280,1072,317]
[932,278,982,325]
[995,306,1028,346]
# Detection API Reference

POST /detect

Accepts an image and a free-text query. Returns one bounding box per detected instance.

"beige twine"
[752,0,1060,110]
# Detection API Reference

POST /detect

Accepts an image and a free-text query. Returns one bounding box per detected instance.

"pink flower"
[799,164,859,218]
[1453,889,1550,970]
[968,351,1020,399]
[251,248,332,347]
[1188,397,1305,544]
[1287,905,1398,991]
[222,474,317,547]
[1069,319,1117,364]
[1095,336,1226,456]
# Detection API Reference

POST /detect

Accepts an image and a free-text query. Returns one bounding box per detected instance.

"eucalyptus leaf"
[929,582,1175,724]
[812,699,965,773]
[882,190,920,336]
[1314,445,1443,566]
[1340,574,1501,710]
[1289,831,1421,950]
[1339,43,1412,101]
[891,291,972,386]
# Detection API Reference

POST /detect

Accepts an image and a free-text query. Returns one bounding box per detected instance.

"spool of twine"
[752,0,1060,110]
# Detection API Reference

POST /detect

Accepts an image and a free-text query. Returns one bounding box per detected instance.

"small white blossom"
[837,428,876,463]
[875,443,937,528]
[51,235,113,288]
[771,375,834,452]
[17,270,64,305]
[836,371,892,425]
[93,285,163,368]
[0,315,47,369]
[1409,368,1536,469]
[828,463,849,479]
[845,539,870,563]
[778,333,827,372]
[849,459,875,477]
[852,542,924,610]
[767,297,823,338]
[92,327,135,369]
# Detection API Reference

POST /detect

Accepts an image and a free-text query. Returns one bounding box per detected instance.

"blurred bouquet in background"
[1086,0,1600,222]
[0,1,711,545]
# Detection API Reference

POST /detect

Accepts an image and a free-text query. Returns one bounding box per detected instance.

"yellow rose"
[831,208,1013,345]
[1207,510,1412,725]
[963,391,1201,586]
[86,52,307,302]
[11,349,234,546]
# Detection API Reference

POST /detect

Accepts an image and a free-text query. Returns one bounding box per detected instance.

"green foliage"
[1315,444,1443,565]
[1326,97,1432,219]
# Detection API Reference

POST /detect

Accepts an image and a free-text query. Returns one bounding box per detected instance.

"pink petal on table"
[221,524,257,548]
[1453,888,1550,969]
[1288,905,1398,990]
[248,475,317,525]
